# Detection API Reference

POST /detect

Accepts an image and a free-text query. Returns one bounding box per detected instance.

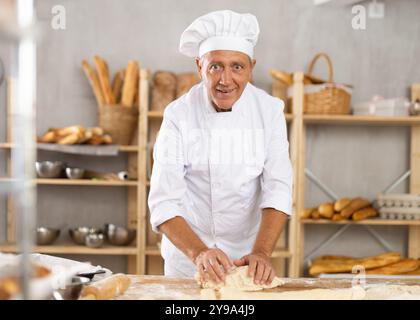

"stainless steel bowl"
[104,223,136,246]
[69,227,102,245]
[35,161,64,178]
[36,227,60,245]
[65,167,85,179]
[85,233,104,248]
[53,276,90,300]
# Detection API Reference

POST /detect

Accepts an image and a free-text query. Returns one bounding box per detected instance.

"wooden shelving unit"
[0,72,150,275]
[287,72,420,277]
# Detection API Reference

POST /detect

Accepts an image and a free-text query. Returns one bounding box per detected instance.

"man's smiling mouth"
[216,88,236,94]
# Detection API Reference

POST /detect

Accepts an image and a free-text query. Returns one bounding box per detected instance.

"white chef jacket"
[148,81,293,277]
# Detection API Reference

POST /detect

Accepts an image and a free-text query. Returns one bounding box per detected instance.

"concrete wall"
[1,0,419,273]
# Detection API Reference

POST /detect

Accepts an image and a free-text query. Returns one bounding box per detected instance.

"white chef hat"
[179,10,260,59]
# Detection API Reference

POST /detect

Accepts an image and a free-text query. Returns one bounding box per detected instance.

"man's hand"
[195,248,234,284]
[233,253,275,285]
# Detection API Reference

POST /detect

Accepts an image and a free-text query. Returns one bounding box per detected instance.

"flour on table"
[196,266,285,291]
[365,285,420,300]
[218,286,366,300]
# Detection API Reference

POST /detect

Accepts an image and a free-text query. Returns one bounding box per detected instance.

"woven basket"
[304,53,351,115]
[99,104,138,145]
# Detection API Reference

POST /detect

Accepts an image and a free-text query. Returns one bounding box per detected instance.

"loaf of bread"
[352,207,378,221]
[366,259,420,275]
[151,71,177,111]
[80,274,131,300]
[309,252,401,276]
[176,72,200,98]
[318,202,334,219]
[340,197,371,219]
[332,213,346,221]
[334,198,351,212]
[121,60,139,108]
[94,55,115,105]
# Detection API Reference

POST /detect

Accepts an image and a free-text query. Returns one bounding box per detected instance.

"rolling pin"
[80,274,131,300]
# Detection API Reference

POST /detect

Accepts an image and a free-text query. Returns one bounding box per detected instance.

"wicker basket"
[303,53,351,115]
[99,104,138,145]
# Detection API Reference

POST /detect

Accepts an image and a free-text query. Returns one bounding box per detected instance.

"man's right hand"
[194,248,234,284]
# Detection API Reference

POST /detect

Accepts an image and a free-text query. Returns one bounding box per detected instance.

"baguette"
[334,198,351,212]
[94,55,115,105]
[57,133,80,145]
[352,207,378,221]
[318,202,334,219]
[340,197,371,219]
[81,60,105,107]
[112,69,125,103]
[121,60,139,108]
[366,259,420,275]
[309,252,401,276]
[39,130,58,143]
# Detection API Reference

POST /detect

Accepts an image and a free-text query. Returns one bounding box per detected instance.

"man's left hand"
[233,253,275,285]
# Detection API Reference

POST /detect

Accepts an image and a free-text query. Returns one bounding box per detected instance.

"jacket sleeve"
[148,110,187,233]
[259,102,293,215]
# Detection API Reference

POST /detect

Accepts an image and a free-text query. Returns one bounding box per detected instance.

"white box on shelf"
[352,97,410,116]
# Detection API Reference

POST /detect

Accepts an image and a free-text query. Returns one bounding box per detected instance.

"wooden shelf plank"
[304,115,420,126]
[36,179,138,186]
[301,219,420,226]
[148,111,164,119]
[0,178,138,187]
[145,246,161,256]
[0,143,138,152]
[0,243,138,255]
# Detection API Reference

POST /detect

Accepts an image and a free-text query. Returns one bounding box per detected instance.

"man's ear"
[251,59,256,69]
[195,58,202,79]
[249,59,256,83]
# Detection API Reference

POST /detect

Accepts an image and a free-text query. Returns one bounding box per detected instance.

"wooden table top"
[115,275,420,300]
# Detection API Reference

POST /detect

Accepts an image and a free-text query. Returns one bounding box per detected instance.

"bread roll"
[311,210,321,219]
[340,197,371,219]
[334,198,351,212]
[318,202,334,219]
[300,208,316,219]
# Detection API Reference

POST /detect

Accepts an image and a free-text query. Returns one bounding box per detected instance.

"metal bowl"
[104,223,136,246]
[36,227,60,245]
[35,161,64,178]
[69,227,102,245]
[65,167,85,179]
[53,276,90,300]
[85,233,104,248]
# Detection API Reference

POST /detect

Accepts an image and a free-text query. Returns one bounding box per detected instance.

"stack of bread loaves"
[301,197,378,221]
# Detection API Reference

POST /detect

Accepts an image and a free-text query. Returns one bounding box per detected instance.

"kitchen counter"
[114,275,420,300]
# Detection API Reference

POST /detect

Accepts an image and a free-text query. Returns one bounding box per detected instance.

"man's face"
[196,50,256,110]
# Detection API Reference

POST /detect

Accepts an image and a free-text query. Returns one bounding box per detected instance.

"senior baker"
[148,10,293,285]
